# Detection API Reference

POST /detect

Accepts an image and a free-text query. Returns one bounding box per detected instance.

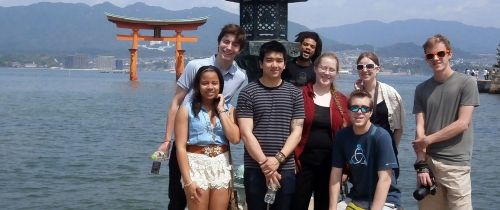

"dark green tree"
[496,43,500,68]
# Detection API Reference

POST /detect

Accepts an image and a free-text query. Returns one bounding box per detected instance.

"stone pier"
[489,69,500,94]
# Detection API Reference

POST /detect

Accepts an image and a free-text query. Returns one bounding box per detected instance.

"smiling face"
[260,51,286,80]
[425,42,453,74]
[357,57,380,83]
[349,96,373,128]
[314,56,338,87]
[300,38,317,60]
[217,34,241,63]
[198,71,220,101]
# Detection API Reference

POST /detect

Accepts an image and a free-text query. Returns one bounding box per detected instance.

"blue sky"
[1,0,499,29]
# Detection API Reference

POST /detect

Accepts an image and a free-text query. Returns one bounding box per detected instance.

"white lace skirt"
[181,151,232,190]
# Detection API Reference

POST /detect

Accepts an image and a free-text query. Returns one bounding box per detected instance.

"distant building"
[64,55,89,69]
[115,59,124,70]
[96,56,115,70]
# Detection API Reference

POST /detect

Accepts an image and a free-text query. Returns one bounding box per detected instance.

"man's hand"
[260,157,280,176]
[157,141,170,152]
[417,172,433,187]
[265,171,282,189]
[412,136,431,153]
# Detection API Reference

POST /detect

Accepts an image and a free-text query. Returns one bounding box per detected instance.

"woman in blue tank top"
[175,65,240,210]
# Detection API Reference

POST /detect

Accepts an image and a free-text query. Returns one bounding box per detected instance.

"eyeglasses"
[349,105,372,113]
[425,50,449,60]
[356,64,377,71]
[317,65,336,73]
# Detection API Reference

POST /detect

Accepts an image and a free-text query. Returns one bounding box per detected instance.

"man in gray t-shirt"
[412,34,479,210]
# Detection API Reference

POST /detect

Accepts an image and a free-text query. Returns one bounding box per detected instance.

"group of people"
[465,68,495,80]
[154,24,479,210]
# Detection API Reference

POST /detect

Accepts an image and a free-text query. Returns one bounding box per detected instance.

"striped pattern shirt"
[237,80,305,170]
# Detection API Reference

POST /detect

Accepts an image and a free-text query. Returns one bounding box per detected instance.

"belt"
[186,144,229,157]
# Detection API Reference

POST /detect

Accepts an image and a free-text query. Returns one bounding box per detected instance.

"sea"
[1,68,499,210]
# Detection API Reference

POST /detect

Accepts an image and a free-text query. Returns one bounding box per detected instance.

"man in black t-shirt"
[282,31,322,87]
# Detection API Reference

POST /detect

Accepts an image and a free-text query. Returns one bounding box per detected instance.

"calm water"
[1,68,499,210]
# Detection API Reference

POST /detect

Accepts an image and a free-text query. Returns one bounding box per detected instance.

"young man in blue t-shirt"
[329,90,401,210]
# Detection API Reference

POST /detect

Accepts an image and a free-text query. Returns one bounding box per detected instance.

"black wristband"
[414,161,430,173]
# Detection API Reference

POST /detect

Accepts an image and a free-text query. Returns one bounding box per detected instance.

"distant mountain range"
[0,2,499,57]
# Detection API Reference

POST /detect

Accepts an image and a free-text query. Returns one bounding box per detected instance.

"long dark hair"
[191,65,224,118]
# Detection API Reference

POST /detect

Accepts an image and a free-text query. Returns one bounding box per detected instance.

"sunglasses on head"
[425,50,449,60]
[356,64,377,71]
[349,105,372,113]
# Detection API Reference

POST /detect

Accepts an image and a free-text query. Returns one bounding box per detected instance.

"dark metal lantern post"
[227,0,307,81]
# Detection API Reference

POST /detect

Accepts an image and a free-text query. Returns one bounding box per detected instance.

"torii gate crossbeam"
[106,13,207,81]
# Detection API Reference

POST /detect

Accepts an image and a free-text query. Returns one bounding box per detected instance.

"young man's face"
[218,34,241,62]
[349,97,373,128]
[299,38,317,60]
[260,51,286,80]
[425,42,452,74]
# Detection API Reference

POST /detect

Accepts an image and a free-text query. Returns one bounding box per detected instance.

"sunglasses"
[425,50,449,60]
[356,64,377,71]
[349,105,372,113]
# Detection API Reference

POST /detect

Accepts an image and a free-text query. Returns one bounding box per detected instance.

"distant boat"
[339,69,351,75]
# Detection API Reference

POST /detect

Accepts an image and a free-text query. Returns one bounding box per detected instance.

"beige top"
[378,82,405,131]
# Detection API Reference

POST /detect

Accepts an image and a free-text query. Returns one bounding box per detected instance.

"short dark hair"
[217,24,247,50]
[348,89,373,108]
[191,65,224,117]
[258,40,287,63]
[295,31,323,62]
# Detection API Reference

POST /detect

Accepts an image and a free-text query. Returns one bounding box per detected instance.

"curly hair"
[295,31,323,62]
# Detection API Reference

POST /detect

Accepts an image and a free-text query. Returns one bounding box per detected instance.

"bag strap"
[227,145,239,209]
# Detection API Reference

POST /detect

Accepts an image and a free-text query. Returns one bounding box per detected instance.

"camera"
[413,183,437,200]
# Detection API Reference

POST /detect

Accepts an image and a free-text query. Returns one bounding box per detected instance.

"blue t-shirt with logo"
[332,124,401,206]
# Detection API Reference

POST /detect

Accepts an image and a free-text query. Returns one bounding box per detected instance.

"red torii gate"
[106,13,207,80]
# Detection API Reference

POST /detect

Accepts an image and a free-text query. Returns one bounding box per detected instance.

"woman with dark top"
[292,52,350,210]
[175,66,240,210]
[354,52,405,178]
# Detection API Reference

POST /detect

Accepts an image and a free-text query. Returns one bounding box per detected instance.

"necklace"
[202,109,217,144]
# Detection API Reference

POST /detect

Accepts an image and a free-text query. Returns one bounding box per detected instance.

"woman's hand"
[354,79,363,90]
[216,94,225,112]
[185,182,203,202]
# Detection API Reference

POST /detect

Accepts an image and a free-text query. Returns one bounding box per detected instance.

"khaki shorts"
[418,157,472,210]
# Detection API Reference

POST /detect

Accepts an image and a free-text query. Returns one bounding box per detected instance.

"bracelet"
[275,151,286,164]
[217,109,229,114]
[183,181,193,188]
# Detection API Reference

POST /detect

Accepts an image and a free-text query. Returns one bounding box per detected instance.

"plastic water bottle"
[150,151,166,174]
[264,184,277,204]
